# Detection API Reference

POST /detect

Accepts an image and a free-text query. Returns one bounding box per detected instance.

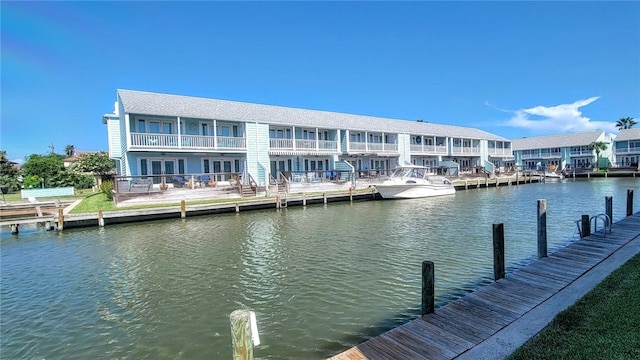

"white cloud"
[502,97,618,134]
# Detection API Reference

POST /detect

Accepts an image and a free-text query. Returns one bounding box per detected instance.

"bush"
[100,180,114,200]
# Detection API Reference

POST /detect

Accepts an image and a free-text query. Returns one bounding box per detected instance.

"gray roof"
[615,128,640,142]
[511,130,604,151]
[117,89,509,141]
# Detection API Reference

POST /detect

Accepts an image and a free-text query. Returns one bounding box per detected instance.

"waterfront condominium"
[102,89,514,187]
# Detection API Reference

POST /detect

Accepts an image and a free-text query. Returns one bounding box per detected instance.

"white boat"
[544,171,564,180]
[373,165,456,199]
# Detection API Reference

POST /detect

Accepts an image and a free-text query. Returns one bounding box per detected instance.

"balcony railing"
[409,144,448,154]
[614,147,640,154]
[488,148,513,156]
[269,138,338,152]
[521,152,562,159]
[347,142,398,153]
[130,133,246,150]
[451,146,481,155]
[570,150,593,156]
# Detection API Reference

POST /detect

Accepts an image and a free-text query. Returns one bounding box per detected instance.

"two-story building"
[102,89,512,187]
[612,128,640,168]
[511,130,615,171]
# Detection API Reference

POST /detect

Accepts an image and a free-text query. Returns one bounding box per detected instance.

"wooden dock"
[330,213,640,360]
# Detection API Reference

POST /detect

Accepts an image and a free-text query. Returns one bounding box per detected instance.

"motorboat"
[373,165,456,199]
[544,170,565,180]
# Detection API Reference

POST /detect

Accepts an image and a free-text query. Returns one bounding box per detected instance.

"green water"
[1,178,637,359]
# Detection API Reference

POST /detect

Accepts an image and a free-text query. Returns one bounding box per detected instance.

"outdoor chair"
[172,176,186,188]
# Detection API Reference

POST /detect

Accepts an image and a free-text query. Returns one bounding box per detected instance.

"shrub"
[100,180,114,200]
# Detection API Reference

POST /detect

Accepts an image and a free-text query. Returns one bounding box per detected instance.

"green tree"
[70,152,115,176]
[588,141,609,170]
[64,145,76,157]
[21,154,65,188]
[0,150,21,192]
[615,117,637,130]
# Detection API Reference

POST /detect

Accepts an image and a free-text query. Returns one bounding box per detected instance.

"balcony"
[269,138,339,154]
[521,151,561,159]
[570,150,593,156]
[451,146,481,155]
[347,142,398,154]
[614,147,640,155]
[488,148,513,156]
[129,133,246,151]
[410,144,448,154]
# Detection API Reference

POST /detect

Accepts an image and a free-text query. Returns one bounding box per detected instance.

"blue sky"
[2,1,639,163]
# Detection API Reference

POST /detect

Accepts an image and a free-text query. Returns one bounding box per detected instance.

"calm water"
[1,178,638,359]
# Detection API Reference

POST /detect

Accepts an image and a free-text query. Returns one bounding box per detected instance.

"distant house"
[62,152,91,168]
[511,130,615,171]
[612,128,640,168]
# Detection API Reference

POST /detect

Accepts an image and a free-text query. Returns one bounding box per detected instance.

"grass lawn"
[508,252,640,359]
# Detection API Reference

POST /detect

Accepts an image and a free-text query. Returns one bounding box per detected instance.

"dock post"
[515,172,518,185]
[57,208,64,231]
[627,189,634,217]
[275,195,280,209]
[537,200,547,258]
[98,210,105,227]
[421,261,435,315]
[230,309,256,360]
[10,224,19,235]
[323,192,327,204]
[180,200,186,219]
[303,194,307,207]
[581,214,590,238]
[236,203,240,213]
[493,223,505,280]
[349,187,353,202]
[605,196,613,226]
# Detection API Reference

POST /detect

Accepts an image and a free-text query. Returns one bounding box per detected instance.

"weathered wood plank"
[421,312,487,344]
[330,214,640,360]
[404,318,475,355]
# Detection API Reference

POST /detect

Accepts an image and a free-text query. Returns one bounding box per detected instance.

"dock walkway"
[330,213,640,360]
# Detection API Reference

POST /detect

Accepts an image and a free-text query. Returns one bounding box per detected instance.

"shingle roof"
[511,130,604,150]
[615,128,640,141]
[117,89,509,141]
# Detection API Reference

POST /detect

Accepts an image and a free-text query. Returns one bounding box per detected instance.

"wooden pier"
[330,213,640,360]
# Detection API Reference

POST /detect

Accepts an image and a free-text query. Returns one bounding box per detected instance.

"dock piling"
[493,223,505,280]
[181,200,186,218]
[57,208,64,231]
[627,189,634,217]
[605,196,613,226]
[230,309,255,360]
[581,214,591,238]
[98,210,105,227]
[537,199,547,258]
[421,261,435,315]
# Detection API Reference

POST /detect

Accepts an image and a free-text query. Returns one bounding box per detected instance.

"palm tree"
[588,141,608,170]
[64,145,75,157]
[615,117,637,130]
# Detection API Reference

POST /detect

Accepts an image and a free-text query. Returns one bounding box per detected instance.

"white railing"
[349,142,367,151]
[488,148,513,156]
[130,133,245,150]
[570,150,593,156]
[348,142,398,152]
[452,146,481,155]
[270,138,294,149]
[411,144,448,154]
[269,138,338,152]
[614,147,640,154]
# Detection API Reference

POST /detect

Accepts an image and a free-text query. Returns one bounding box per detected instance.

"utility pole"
[48,142,55,154]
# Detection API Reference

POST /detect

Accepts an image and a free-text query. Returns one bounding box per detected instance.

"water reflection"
[1,178,638,359]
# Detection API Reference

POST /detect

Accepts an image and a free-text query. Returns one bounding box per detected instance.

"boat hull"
[374,184,456,199]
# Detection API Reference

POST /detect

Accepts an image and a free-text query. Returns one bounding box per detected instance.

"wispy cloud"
[495,97,618,134]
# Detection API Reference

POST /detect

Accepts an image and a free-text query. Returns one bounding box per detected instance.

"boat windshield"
[393,167,426,179]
